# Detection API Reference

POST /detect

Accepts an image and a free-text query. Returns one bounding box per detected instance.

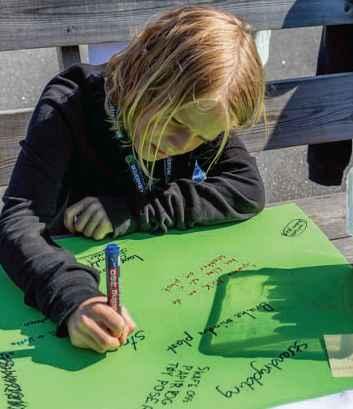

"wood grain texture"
[1,0,352,51]
[2,71,353,186]
[0,188,350,262]
[270,192,347,241]
[0,186,6,213]
[269,192,353,263]
[331,236,353,263]
[0,109,32,186]
[239,72,353,152]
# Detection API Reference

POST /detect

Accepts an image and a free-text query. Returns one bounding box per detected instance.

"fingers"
[70,332,102,353]
[119,306,137,344]
[64,197,96,233]
[70,319,120,354]
[67,297,136,354]
[92,220,113,241]
[121,306,137,333]
[64,197,113,240]
[91,302,125,338]
[81,316,121,353]
[80,206,112,240]
[82,210,104,238]
[75,202,101,233]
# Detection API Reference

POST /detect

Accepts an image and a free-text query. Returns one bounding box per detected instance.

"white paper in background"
[324,334,353,378]
[272,390,353,409]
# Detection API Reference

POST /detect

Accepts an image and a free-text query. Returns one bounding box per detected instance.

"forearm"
[0,197,102,335]
[0,84,103,335]
[137,136,265,233]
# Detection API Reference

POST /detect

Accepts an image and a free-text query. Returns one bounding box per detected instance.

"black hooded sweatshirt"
[0,63,265,336]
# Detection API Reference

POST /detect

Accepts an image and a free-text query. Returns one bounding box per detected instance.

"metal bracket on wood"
[56,46,81,71]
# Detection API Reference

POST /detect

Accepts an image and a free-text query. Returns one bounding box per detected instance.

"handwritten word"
[281,219,308,237]
[22,317,48,328]
[10,331,55,347]
[162,255,257,305]
[215,340,308,399]
[200,255,228,271]
[77,247,144,271]
[0,352,27,409]
[199,302,274,337]
[122,253,144,263]
[141,362,195,408]
[124,330,145,351]
[182,366,210,404]
[141,379,169,408]
[166,302,274,354]
[167,331,194,354]
[77,250,104,269]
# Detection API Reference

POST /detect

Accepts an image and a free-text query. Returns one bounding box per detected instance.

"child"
[0,5,265,353]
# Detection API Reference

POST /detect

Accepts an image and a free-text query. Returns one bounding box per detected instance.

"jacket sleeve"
[98,195,138,237]
[138,134,265,233]
[0,76,103,336]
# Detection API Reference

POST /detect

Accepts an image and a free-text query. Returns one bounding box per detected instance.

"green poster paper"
[1,203,353,409]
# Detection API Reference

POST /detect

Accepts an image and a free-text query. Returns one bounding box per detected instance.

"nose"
[166,129,190,149]
[166,130,202,154]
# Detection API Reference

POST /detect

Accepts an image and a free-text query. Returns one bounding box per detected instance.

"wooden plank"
[240,72,353,152]
[269,192,353,263]
[2,71,353,186]
[332,236,353,263]
[0,184,351,263]
[0,109,32,186]
[269,192,347,241]
[1,0,352,51]
[0,186,6,214]
[56,45,81,71]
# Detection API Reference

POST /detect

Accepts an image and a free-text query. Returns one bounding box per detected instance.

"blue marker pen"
[105,243,121,313]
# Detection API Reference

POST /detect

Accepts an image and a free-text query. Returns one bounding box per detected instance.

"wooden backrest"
[1,0,353,187]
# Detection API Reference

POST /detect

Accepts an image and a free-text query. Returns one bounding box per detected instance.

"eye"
[172,117,211,143]
[172,117,185,127]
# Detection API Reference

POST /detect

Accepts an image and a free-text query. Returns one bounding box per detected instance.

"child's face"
[134,99,227,161]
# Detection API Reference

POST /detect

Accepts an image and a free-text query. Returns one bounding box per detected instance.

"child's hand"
[67,296,136,353]
[64,197,113,240]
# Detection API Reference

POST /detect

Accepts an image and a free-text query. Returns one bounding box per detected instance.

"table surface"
[0,186,350,261]
[0,187,352,408]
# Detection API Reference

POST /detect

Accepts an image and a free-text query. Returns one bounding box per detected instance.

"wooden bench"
[0,0,352,261]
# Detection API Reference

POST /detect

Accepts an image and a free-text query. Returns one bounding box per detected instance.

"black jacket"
[0,63,265,335]
[307,25,353,185]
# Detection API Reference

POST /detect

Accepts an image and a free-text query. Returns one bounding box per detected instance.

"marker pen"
[105,243,121,313]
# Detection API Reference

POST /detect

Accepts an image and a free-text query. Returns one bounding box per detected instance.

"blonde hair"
[104,5,265,183]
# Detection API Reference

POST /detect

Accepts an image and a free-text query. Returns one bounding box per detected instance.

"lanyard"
[125,154,173,194]
[109,101,174,193]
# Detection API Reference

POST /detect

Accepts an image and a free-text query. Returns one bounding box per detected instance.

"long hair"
[104,5,265,181]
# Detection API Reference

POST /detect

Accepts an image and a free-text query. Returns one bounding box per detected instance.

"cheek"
[164,128,191,148]
[186,136,204,151]
[166,133,203,155]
